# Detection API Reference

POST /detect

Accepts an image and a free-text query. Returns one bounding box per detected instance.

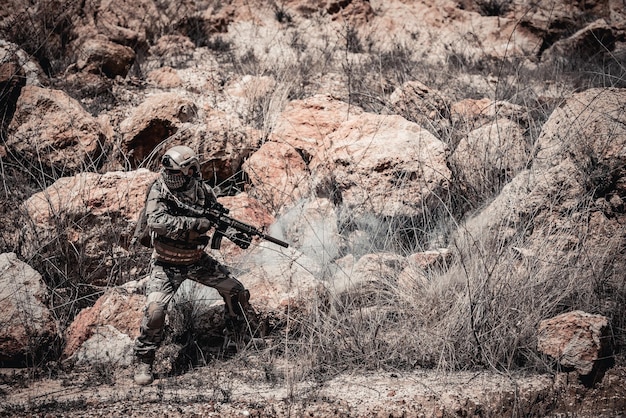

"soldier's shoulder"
[146,177,165,197]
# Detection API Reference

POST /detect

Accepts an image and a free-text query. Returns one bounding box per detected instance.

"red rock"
[62,289,144,360]
[538,311,612,378]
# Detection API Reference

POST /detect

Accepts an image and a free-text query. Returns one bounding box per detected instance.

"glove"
[231,232,252,249]
[192,218,212,234]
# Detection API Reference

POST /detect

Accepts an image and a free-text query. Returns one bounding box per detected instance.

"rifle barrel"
[262,233,289,248]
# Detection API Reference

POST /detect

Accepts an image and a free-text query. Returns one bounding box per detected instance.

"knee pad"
[237,289,250,306]
[145,302,166,329]
[224,289,251,317]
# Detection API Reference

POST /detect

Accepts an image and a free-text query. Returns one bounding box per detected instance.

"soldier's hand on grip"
[192,218,212,234]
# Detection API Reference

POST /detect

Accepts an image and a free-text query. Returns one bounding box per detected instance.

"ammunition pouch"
[153,239,204,265]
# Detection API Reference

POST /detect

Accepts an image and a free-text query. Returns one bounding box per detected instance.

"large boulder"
[538,310,613,385]
[451,118,529,197]
[0,253,58,364]
[198,107,260,184]
[534,88,626,186]
[243,141,311,212]
[23,169,158,226]
[271,94,364,160]
[6,85,109,175]
[310,113,451,220]
[515,0,625,57]
[459,88,626,257]
[542,19,618,64]
[442,88,626,369]
[21,169,160,286]
[119,93,198,166]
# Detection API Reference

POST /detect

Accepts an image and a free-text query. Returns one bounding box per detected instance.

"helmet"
[161,145,201,190]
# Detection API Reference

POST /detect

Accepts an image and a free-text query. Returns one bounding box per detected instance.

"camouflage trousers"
[134,253,250,361]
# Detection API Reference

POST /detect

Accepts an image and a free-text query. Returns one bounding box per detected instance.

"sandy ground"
[2,359,625,417]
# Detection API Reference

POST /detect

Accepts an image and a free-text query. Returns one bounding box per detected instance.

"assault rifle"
[183,201,289,250]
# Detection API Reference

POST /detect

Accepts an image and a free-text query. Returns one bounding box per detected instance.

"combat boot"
[223,312,266,352]
[134,358,154,385]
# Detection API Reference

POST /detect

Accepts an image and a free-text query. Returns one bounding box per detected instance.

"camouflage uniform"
[133,177,252,363]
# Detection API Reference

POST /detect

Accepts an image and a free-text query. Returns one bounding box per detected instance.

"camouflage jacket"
[146,177,219,251]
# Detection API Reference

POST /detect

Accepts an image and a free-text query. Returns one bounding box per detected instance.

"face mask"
[162,168,188,190]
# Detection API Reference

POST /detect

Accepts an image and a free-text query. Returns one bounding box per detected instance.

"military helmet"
[161,145,201,190]
[161,145,201,177]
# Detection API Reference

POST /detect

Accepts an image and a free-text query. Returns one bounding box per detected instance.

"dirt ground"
[1,356,625,417]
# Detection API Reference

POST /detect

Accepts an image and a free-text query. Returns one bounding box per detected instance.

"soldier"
[133,145,255,386]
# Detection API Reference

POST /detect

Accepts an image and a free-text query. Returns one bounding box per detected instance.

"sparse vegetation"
[1,0,625,415]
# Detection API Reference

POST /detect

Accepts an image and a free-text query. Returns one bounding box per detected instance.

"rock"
[198,3,241,33]
[407,248,451,270]
[0,40,45,86]
[450,98,528,131]
[397,259,429,293]
[243,141,311,212]
[21,169,160,286]
[538,310,613,385]
[70,325,135,367]
[534,87,626,176]
[146,66,183,88]
[75,35,135,78]
[516,0,623,57]
[272,94,364,161]
[287,0,374,23]
[226,75,277,100]
[148,34,195,67]
[311,113,451,220]
[23,169,158,226]
[329,252,407,299]
[6,85,108,175]
[0,57,26,131]
[0,253,58,364]
[224,74,278,123]
[388,80,451,134]
[541,19,618,63]
[451,118,528,196]
[74,0,168,47]
[62,288,144,365]
[119,93,198,165]
[198,107,260,183]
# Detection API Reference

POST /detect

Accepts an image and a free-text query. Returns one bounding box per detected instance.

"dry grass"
[1,2,625,396]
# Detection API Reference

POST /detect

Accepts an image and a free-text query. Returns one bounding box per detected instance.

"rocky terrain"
[1,0,626,416]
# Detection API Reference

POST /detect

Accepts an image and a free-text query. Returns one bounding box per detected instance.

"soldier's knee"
[145,302,166,329]
[237,289,250,306]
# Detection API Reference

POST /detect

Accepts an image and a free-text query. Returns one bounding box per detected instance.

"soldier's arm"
[146,184,201,241]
